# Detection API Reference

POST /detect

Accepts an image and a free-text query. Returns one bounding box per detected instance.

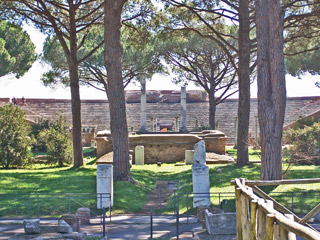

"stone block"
[97,164,113,209]
[23,219,40,234]
[58,219,72,233]
[95,137,112,158]
[125,90,141,103]
[187,90,207,103]
[204,210,236,235]
[192,165,210,207]
[146,90,160,103]
[185,150,194,165]
[135,145,144,165]
[60,215,80,232]
[76,208,90,225]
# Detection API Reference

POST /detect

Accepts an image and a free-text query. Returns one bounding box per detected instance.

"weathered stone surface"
[76,208,90,225]
[15,96,320,147]
[23,219,40,234]
[159,93,180,103]
[58,219,72,233]
[97,164,113,208]
[135,145,144,165]
[9,232,86,240]
[192,165,210,207]
[95,137,112,158]
[125,90,141,103]
[146,90,160,103]
[96,132,227,164]
[206,152,235,164]
[197,207,224,223]
[60,215,80,233]
[185,150,194,165]
[193,141,206,167]
[204,210,236,235]
[187,90,207,103]
[96,152,113,165]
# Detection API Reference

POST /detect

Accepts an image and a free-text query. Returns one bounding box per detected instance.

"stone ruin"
[95,130,228,164]
[9,219,86,240]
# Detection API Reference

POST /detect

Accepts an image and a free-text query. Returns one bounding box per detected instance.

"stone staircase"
[7,96,320,145]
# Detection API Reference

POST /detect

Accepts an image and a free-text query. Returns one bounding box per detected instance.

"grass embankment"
[1,147,320,217]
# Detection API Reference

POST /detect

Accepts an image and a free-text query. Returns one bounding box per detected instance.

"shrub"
[31,119,50,153]
[285,120,320,165]
[0,104,33,168]
[39,117,73,167]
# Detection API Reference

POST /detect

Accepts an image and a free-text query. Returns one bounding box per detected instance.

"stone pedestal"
[135,145,144,165]
[76,208,90,225]
[97,164,113,209]
[192,165,211,207]
[185,150,194,165]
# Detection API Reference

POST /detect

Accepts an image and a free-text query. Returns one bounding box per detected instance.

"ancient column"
[179,86,188,133]
[139,77,147,132]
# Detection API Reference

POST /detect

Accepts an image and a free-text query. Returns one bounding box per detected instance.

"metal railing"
[0,193,111,219]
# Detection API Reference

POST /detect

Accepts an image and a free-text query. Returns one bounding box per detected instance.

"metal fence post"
[28,194,31,218]
[159,190,162,215]
[150,207,153,239]
[291,192,294,212]
[187,194,189,224]
[37,194,40,218]
[176,195,179,240]
[174,190,176,215]
[68,195,71,214]
[109,194,112,223]
[103,207,106,237]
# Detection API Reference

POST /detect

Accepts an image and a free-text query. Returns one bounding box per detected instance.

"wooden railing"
[231,178,320,240]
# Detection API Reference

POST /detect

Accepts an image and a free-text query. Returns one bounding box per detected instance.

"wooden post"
[250,200,258,240]
[299,202,320,224]
[236,188,243,240]
[241,192,250,239]
[285,214,297,240]
[266,214,275,240]
[257,199,274,240]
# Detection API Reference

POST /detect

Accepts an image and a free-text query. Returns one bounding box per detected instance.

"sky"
[0,25,319,100]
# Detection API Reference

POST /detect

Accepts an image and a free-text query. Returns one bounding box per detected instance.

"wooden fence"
[231,178,320,240]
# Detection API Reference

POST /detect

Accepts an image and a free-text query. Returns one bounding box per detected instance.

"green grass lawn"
[1,148,320,218]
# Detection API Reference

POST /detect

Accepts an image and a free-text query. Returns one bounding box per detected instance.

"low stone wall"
[96,130,227,163]
[204,210,236,236]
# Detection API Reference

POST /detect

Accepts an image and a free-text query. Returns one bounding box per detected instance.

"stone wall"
[96,131,227,163]
[9,94,320,144]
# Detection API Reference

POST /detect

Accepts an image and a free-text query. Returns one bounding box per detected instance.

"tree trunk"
[104,0,131,181]
[69,6,83,168]
[256,0,286,180]
[208,92,216,130]
[236,0,251,166]
[69,63,83,168]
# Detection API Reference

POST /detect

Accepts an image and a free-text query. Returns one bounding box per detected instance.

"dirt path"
[140,181,177,214]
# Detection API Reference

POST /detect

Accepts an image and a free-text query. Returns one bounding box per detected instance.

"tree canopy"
[41,25,163,92]
[159,30,238,129]
[0,21,37,78]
